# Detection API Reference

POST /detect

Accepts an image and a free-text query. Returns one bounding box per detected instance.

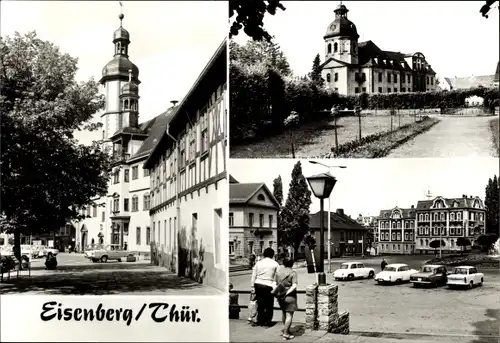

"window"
[431,77,434,85]
[93,205,97,217]
[136,227,141,245]
[362,87,366,92]
[334,73,338,82]
[392,232,396,240]
[124,169,129,182]
[333,42,338,53]
[144,168,150,177]
[259,214,264,227]
[269,215,273,228]
[426,77,429,85]
[143,194,150,211]
[113,170,120,184]
[327,43,332,54]
[397,244,401,250]
[405,232,409,240]
[340,231,345,241]
[269,241,273,248]
[188,132,196,162]
[394,74,397,83]
[407,75,411,83]
[146,227,151,245]
[229,241,235,255]
[229,212,234,227]
[326,73,331,82]
[387,88,391,93]
[123,198,129,212]
[132,195,139,212]
[397,232,401,240]
[355,87,360,94]
[200,111,208,153]
[394,88,398,92]
[192,213,198,232]
[387,73,391,82]
[378,73,383,82]
[249,213,254,227]
[378,87,383,93]
[457,227,462,235]
[101,211,105,222]
[132,166,138,180]
[113,198,119,212]
[402,87,406,92]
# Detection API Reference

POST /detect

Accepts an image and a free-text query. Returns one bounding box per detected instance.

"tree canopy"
[308,54,323,87]
[229,0,286,42]
[272,175,284,207]
[0,32,111,258]
[485,175,499,235]
[279,161,312,254]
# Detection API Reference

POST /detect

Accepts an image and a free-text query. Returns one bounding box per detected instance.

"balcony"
[111,151,130,164]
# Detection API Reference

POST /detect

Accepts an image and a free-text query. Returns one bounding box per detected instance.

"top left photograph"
[1,1,228,295]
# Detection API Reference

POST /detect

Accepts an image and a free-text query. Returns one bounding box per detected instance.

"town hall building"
[321,3,438,95]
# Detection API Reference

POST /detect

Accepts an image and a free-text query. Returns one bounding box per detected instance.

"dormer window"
[257,194,265,201]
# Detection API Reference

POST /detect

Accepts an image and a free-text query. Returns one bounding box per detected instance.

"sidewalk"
[229,319,484,343]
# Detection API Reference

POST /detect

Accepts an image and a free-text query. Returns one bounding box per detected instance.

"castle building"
[415,196,486,254]
[321,3,438,95]
[228,176,280,258]
[144,39,227,291]
[377,206,416,255]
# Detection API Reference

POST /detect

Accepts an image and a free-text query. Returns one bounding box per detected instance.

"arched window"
[326,73,331,82]
[124,99,129,110]
[420,239,423,246]
[440,213,444,221]
[327,43,332,54]
[334,42,338,53]
[451,240,455,247]
[457,212,462,220]
[257,194,265,201]
[419,214,423,221]
[425,239,429,246]
[450,213,455,220]
[434,213,438,221]
[425,214,429,221]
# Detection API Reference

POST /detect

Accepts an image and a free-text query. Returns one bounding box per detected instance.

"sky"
[1,1,227,145]
[231,1,499,79]
[230,158,499,218]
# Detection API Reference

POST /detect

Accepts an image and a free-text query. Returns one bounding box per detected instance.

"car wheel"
[413,283,419,288]
[368,271,374,279]
[101,256,108,263]
[91,258,97,263]
[396,279,403,284]
[469,281,473,289]
[347,274,354,281]
[479,278,483,286]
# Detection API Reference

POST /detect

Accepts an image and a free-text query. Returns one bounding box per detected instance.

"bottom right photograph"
[228,158,499,343]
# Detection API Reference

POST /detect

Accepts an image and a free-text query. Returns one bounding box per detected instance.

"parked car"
[87,244,130,263]
[333,262,375,281]
[374,263,418,284]
[447,266,484,289]
[84,244,104,259]
[410,264,448,287]
[20,245,39,260]
[44,247,59,257]
[0,246,13,257]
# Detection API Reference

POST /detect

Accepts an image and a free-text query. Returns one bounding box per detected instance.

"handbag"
[273,273,293,300]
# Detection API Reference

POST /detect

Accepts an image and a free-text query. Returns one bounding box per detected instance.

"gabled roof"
[378,207,416,219]
[309,211,368,231]
[229,182,280,209]
[416,196,483,210]
[320,56,353,69]
[131,107,177,162]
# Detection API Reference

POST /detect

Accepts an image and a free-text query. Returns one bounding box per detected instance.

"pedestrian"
[45,252,57,270]
[228,283,240,319]
[247,287,258,324]
[381,258,387,271]
[251,247,279,327]
[274,257,298,340]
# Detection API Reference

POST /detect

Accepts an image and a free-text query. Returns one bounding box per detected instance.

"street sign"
[305,247,324,274]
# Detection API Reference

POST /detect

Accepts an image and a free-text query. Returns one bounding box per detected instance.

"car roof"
[454,266,474,269]
[342,261,363,264]
[387,263,408,267]
[423,264,444,268]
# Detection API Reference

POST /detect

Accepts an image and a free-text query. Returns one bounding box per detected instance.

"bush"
[0,256,16,274]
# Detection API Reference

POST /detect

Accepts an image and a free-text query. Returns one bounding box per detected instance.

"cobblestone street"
[0,253,222,295]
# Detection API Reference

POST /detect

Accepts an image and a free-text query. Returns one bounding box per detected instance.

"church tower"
[99,12,140,142]
[324,3,360,65]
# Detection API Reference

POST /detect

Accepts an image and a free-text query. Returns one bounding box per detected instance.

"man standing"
[251,248,279,327]
[381,258,387,271]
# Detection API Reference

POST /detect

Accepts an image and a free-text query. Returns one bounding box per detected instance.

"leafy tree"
[308,54,323,87]
[272,175,284,206]
[229,0,286,42]
[0,32,111,261]
[230,39,291,77]
[366,229,375,249]
[477,234,499,252]
[456,237,471,253]
[429,239,446,253]
[480,0,498,18]
[485,175,499,235]
[279,161,312,256]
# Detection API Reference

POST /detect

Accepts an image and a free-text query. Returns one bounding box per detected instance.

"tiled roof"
[378,207,416,219]
[357,41,414,71]
[229,182,280,208]
[229,175,239,184]
[309,211,368,231]
[446,75,495,90]
[131,107,177,160]
[416,196,481,210]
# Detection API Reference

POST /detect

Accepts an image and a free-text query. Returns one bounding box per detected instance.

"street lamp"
[306,172,337,286]
[309,161,346,273]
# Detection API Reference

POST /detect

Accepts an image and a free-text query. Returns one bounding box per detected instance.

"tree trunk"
[358,112,362,141]
[14,230,21,262]
[290,128,295,158]
[334,114,339,150]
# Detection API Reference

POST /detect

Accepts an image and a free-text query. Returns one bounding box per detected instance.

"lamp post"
[309,161,346,273]
[306,172,337,286]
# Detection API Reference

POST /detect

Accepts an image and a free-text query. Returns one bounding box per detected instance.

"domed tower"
[324,3,360,65]
[119,69,140,128]
[100,13,140,139]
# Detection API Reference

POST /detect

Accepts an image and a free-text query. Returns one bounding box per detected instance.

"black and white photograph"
[228,158,500,342]
[1,1,228,297]
[229,1,499,159]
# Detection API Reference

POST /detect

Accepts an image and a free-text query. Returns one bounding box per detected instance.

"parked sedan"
[375,263,418,284]
[447,266,484,289]
[87,244,130,263]
[410,264,448,287]
[333,262,375,281]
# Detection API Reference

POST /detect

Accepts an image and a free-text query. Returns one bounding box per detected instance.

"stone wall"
[305,283,349,335]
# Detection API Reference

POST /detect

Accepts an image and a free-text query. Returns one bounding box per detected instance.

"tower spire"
[119,1,124,25]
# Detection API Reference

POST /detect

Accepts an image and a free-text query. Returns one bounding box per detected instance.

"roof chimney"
[170,100,178,107]
[336,208,344,216]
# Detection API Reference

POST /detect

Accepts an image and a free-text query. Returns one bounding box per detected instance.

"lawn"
[230,115,417,158]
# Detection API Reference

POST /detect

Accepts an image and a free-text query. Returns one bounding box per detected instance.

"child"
[229,283,240,319]
[247,288,258,324]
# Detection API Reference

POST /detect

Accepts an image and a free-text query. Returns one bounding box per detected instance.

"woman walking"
[275,258,298,340]
[250,248,279,327]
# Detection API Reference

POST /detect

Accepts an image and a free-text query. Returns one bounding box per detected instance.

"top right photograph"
[229,1,500,159]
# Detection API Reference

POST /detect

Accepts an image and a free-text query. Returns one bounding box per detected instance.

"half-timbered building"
[144,39,227,291]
